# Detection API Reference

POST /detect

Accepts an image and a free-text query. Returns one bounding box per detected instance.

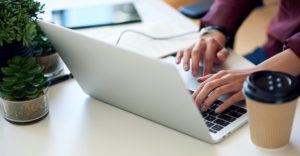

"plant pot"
[36,52,64,77]
[1,89,49,124]
[0,41,33,79]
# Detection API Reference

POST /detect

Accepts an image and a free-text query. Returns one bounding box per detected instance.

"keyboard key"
[206,108,213,112]
[236,107,247,114]
[215,119,230,127]
[214,100,223,106]
[211,125,223,131]
[207,108,215,113]
[218,114,236,122]
[210,104,218,110]
[228,105,240,111]
[228,111,242,118]
[208,110,220,117]
[222,109,232,115]
[206,122,214,128]
[201,113,208,118]
[209,129,217,133]
[205,115,216,122]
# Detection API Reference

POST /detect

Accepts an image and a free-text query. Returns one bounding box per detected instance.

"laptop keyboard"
[201,99,247,133]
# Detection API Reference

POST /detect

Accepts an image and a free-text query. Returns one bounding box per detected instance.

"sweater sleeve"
[284,32,300,58]
[201,0,262,39]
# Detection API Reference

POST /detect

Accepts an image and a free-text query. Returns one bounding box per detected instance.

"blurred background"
[164,0,278,56]
[38,0,278,56]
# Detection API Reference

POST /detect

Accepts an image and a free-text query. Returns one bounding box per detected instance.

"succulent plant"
[0,56,48,101]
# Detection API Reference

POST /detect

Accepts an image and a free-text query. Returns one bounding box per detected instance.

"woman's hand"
[175,30,229,76]
[192,69,256,113]
[191,48,300,113]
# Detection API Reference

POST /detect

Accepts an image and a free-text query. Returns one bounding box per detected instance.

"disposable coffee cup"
[243,71,299,149]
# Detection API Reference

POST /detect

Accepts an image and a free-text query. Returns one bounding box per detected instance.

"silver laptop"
[38,20,248,144]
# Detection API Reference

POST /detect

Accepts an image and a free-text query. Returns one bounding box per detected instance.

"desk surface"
[38,0,200,58]
[1,0,300,156]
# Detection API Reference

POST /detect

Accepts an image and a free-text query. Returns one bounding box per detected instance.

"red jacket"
[201,0,300,58]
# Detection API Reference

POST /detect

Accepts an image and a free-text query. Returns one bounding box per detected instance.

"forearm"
[256,49,300,76]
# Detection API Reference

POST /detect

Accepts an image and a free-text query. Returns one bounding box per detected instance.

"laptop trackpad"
[161,56,220,91]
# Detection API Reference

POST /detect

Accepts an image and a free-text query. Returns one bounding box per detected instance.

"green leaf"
[28,65,43,74]
[0,85,14,94]
[13,82,25,90]
[23,75,35,82]
[26,93,39,99]
[25,87,38,95]
[30,77,44,86]
[8,64,21,71]
[14,72,26,78]
[14,90,25,100]
[1,67,14,76]
[22,57,36,69]
[3,76,17,82]
[12,56,24,64]
[2,77,17,86]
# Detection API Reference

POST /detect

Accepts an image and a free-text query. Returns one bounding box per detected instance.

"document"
[115,21,200,58]
[77,19,200,58]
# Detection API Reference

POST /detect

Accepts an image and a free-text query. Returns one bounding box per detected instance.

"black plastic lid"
[243,71,299,104]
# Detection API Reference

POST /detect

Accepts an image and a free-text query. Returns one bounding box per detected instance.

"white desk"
[1,0,300,156]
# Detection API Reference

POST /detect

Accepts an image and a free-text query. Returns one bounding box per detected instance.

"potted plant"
[0,0,44,78]
[32,25,63,77]
[0,56,49,123]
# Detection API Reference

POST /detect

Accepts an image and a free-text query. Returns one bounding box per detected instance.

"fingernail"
[184,65,189,71]
[201,105,207,112]
[215,108,221,113]
[192,71,198,77]
[197,79,202,83]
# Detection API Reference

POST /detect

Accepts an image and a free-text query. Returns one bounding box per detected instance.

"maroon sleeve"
[284,32,300,58]
[201,0,262,38]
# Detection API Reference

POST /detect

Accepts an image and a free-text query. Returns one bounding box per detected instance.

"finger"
[193,77,212,100]
[192,70,228,101]
[192,84,201,100]
[202,83,241,111]
[216,48,229,63]
[203,38,219,75]
[197,74,213,82]
[191,39,206,77]
[193,70,228,100]
[182,45,194,71]
[176,49,184,64]
[198,69,228,83]
[194,79,229,111]
[215,91,244,113]
[198,77,234,112]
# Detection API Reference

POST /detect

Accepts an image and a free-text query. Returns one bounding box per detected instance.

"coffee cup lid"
[243,71,299,103]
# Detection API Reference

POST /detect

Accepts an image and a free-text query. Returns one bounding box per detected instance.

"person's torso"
[264,0,300,57]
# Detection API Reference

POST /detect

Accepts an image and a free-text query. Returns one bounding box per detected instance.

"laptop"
[38,20,248,144]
